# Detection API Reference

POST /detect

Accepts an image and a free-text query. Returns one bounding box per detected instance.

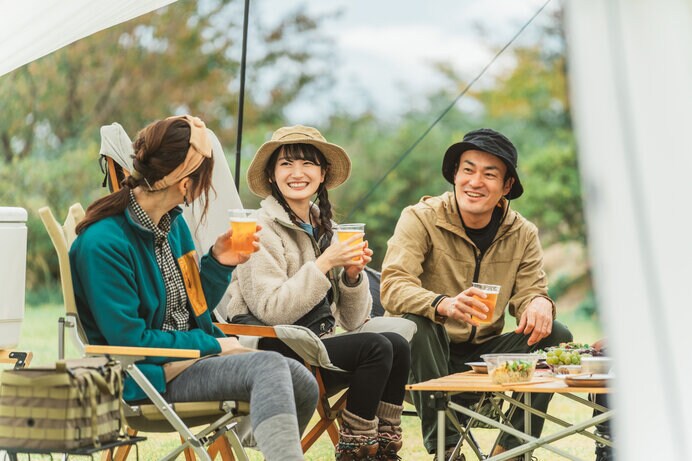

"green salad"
[490,359,535,384]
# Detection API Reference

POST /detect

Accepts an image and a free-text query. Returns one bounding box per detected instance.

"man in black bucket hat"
[381,128,572,460]
[441,128,523,199]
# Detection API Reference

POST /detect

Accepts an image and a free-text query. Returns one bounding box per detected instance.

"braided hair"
[77,118,214,234]
[265,143,334,248]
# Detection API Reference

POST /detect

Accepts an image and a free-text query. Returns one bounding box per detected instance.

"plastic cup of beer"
[335,223,365,261]
[471,283,500,325]
[228,209,257,254]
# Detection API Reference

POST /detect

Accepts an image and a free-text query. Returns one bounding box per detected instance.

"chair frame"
[0,350,32,369]
[215,324,348,453]
[40,204,248,461]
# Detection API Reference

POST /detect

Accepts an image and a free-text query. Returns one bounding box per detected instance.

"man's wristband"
[432,294,448,324]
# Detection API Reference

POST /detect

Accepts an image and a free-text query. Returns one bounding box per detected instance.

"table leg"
[432,392,448,461]
[438,409,446,461]
[524,392,531,461]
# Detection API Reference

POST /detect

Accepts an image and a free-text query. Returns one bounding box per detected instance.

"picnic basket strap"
[82,372,101,447]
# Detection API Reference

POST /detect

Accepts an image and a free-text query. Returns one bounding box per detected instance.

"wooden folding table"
[407,371,613,461]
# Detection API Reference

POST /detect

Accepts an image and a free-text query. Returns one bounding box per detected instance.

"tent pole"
[234,0,251,192]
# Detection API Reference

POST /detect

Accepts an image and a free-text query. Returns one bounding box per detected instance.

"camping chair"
[214,322,349,452]
[0,351,32,370]
[39,203,249,461]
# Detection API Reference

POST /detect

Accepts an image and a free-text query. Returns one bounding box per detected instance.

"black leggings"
[260,331,410,420]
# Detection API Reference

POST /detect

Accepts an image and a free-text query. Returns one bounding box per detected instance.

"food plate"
[564,373,612,387]
[465,362,488,374]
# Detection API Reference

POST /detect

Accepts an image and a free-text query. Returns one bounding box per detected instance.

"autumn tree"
[0,0,334,287]
[0,0,333,162]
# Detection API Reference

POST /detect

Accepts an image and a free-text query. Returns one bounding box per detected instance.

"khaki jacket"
[381,192,554,344]
[219,196,371,331]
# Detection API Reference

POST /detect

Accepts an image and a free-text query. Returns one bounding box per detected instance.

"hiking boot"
[336,408,379,461]
[376,432,403,460]
[375,402,404,461]
[336,436,379,461]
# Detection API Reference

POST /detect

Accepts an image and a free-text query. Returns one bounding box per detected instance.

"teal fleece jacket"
[69,206,232,401]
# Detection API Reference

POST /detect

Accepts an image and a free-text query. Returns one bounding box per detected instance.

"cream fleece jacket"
[219,196,371,331]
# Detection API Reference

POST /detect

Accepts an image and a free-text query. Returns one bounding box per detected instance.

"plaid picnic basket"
[0,356,126,450]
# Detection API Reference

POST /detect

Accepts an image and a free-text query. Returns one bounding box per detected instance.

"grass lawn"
[5,303,604,460]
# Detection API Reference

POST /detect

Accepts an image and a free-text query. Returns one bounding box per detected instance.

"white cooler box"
[0,207,27,349]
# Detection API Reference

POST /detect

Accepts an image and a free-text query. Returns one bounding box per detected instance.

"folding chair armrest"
[214,323,278,338]
[0,350,33,368]
[84,344,200,359]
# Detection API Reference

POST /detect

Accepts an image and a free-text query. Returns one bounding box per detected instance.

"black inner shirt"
[462,205,504,255]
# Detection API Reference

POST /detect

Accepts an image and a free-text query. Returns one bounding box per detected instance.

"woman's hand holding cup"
[316,232,366,274]
[211,225,261,266]
[343,240,372,283]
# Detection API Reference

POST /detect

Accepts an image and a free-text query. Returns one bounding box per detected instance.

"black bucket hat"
[441,128,523,199]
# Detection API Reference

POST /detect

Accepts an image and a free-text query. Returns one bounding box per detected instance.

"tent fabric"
[100,123,134,171]
[565,1,692,459]
[0,0,177,78]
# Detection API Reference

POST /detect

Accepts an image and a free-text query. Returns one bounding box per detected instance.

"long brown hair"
[265,143,334,246]
[76,118,214,234]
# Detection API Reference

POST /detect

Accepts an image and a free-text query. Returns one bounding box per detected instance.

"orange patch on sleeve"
[178,251,208,317]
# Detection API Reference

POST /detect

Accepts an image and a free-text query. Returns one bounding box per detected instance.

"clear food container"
[481,353,540,384]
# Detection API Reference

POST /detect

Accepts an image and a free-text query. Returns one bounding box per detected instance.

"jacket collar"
[261,195,321,232]
[124,204,184,240]
[427,191,519,244]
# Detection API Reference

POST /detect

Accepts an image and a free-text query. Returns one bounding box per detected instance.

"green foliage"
[325,13,586,271]
[0,140,103,288]
[519,137,585,245]
[576,290,599,320]
[2,2,590,305]
[547,274,572,300]
[0,0,331,161]
[0,0,332,287]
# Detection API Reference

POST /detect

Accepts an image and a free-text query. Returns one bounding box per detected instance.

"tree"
[0,0,333,162]
[0,0,334,287]
[322,7,587,278]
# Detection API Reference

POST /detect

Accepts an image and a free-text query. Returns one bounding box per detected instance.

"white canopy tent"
[2,0,691,458]
[566,0,691,458]
[0,0,176,78]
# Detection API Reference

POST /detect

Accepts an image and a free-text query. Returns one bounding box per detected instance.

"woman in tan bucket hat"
[223,125,411,460]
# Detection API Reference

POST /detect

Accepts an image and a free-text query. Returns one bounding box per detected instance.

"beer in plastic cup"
[228,209,257,254]
[335,223,365,261]
[471,282,500,325]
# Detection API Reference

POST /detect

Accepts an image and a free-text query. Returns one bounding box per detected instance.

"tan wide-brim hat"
[247,125,352,198]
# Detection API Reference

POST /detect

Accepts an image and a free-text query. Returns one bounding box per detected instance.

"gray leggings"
[164,350,318,461]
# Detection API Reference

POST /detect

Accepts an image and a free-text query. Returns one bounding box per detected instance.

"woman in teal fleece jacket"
[70,115,317,461]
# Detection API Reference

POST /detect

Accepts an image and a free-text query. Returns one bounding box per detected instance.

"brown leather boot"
[375,401,404,461]
[336,408,379,461]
